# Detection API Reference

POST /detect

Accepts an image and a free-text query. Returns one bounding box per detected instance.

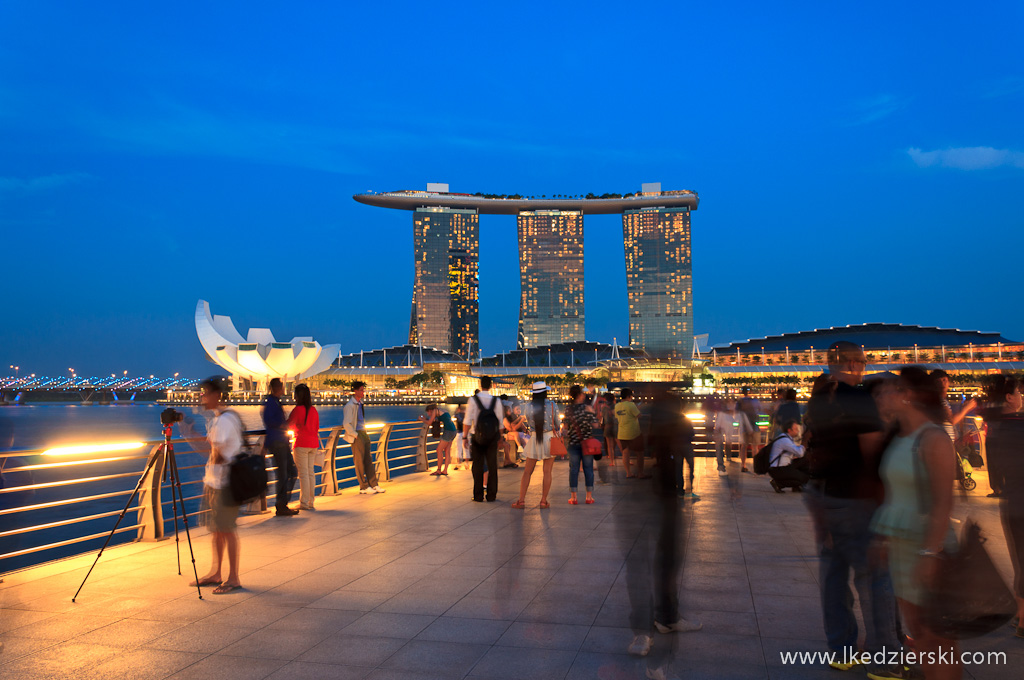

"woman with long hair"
[871,367,960,680]
[287,383,320,511]
[980,375,1024,637]
[564,384,598,505]
[511,382,559,509]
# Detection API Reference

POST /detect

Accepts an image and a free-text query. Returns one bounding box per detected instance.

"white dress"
[524,401,559,461]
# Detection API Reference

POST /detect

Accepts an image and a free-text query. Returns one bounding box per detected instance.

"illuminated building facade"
[409,207,479,358]
[517,210,584,348]
[622,207,693,356]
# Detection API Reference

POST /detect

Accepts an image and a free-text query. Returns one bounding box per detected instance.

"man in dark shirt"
[804,342,901,673]
[263,378,298,516]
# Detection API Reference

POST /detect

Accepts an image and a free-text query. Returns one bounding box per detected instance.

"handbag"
[229,449,268,506]
[549,434,568,458]
[569,405,603,458]
[912,428,1016,638]
[923,519,1016,639]
[223,410,268,506]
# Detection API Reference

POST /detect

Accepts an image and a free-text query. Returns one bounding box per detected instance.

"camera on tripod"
[161,407,183,426]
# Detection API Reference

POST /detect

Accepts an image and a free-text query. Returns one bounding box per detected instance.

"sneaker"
[654,617,702,634]
[358,487,371,494]
[275,507,299,516]
[770,479,784,494]
[866,665,912,680]
[628,634,653,656]
[372,486,386,494]
[687,491,700,500]
[717,469,727,476]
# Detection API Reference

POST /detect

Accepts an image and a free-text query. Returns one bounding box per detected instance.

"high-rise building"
[517,210,584,348]
[622,207,692,356]
[409,207,479,358]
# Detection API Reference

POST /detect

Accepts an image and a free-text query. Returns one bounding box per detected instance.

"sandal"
[568,497,578,505]
[510,500,526,509]
[212,583,243,595]
[585,498,595,504]
[539,500,550,509]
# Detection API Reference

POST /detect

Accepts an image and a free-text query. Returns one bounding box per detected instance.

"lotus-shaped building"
[195,300,340,388]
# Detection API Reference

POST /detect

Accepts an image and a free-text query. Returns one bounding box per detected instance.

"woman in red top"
[287,383,321,511]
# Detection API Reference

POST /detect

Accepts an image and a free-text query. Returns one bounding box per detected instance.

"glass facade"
[517,210,584,348]
[622,207,692,357]
[409,207,479,358]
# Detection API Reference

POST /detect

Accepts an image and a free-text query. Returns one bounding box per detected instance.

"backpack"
[753,435,785,475]
[472,394,501,447]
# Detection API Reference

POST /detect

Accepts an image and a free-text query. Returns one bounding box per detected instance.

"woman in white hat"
[511,381,560,509]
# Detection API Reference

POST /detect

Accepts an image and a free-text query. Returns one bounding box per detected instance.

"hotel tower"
[517,210,584,348]
[408,206,479,358]
[622,205,693,356]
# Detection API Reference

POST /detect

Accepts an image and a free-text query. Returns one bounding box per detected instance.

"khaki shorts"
[206,486,239,533]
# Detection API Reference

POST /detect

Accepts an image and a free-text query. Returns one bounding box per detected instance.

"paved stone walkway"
[1,457,1020,680]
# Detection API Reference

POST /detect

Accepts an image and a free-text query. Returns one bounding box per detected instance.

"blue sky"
[1,1,1022,377]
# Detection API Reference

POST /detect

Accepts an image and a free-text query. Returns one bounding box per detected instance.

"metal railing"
[0,420,437,575]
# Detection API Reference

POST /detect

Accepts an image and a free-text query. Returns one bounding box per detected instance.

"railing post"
[375,425,392,483]
[323,428,342,495]
[137,443,167,541]
[415,424,429,472]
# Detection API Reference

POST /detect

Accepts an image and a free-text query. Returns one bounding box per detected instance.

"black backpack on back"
[753,435,785,475]
[472,395,501,447]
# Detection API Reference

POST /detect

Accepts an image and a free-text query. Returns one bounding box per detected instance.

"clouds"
[0,172,92,192]
[907,146,1024,170]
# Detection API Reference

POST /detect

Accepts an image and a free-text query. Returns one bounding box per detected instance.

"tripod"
[73,423,203,601]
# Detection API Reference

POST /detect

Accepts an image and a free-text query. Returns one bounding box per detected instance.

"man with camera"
[185,376,244,594]
[263,378,299,516]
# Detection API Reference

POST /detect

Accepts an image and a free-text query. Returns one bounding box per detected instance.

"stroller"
[955,449,977,491]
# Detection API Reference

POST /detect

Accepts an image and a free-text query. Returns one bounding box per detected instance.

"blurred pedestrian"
[287,383,320,511]
[564,384,597,505]
[601,393,621,464]
[453,402,467,470]
[623,386,701,679]
[931,369,977,444]
[715,400,751,473]
[738,386,763,468]
[263,378,298,516]
[773,388,802,437]
[871,367,960,679]
[188,376,244,594]
[511,381,557,509]
[979,375,1024,636]
[804,341,902,673]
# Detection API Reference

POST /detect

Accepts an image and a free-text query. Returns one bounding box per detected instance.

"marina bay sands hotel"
[353,182,698,359]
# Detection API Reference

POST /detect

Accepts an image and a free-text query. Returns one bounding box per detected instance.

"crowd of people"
[174,342,1022,679]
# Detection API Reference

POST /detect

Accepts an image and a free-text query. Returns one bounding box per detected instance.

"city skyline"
[1,2,1020,376]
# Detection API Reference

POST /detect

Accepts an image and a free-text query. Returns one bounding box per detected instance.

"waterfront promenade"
[1,460,1019,680]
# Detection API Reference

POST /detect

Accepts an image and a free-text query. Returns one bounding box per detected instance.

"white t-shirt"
[203,409,244,489]
[716,410,752,444]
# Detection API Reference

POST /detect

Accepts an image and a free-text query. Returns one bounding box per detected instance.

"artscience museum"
[195,300,340,391]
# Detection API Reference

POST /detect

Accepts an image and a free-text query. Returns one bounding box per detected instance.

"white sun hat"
[530,381,549,394]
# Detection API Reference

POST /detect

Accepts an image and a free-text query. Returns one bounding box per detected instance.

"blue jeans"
[568,444,594,492]
[813,490,900,653]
